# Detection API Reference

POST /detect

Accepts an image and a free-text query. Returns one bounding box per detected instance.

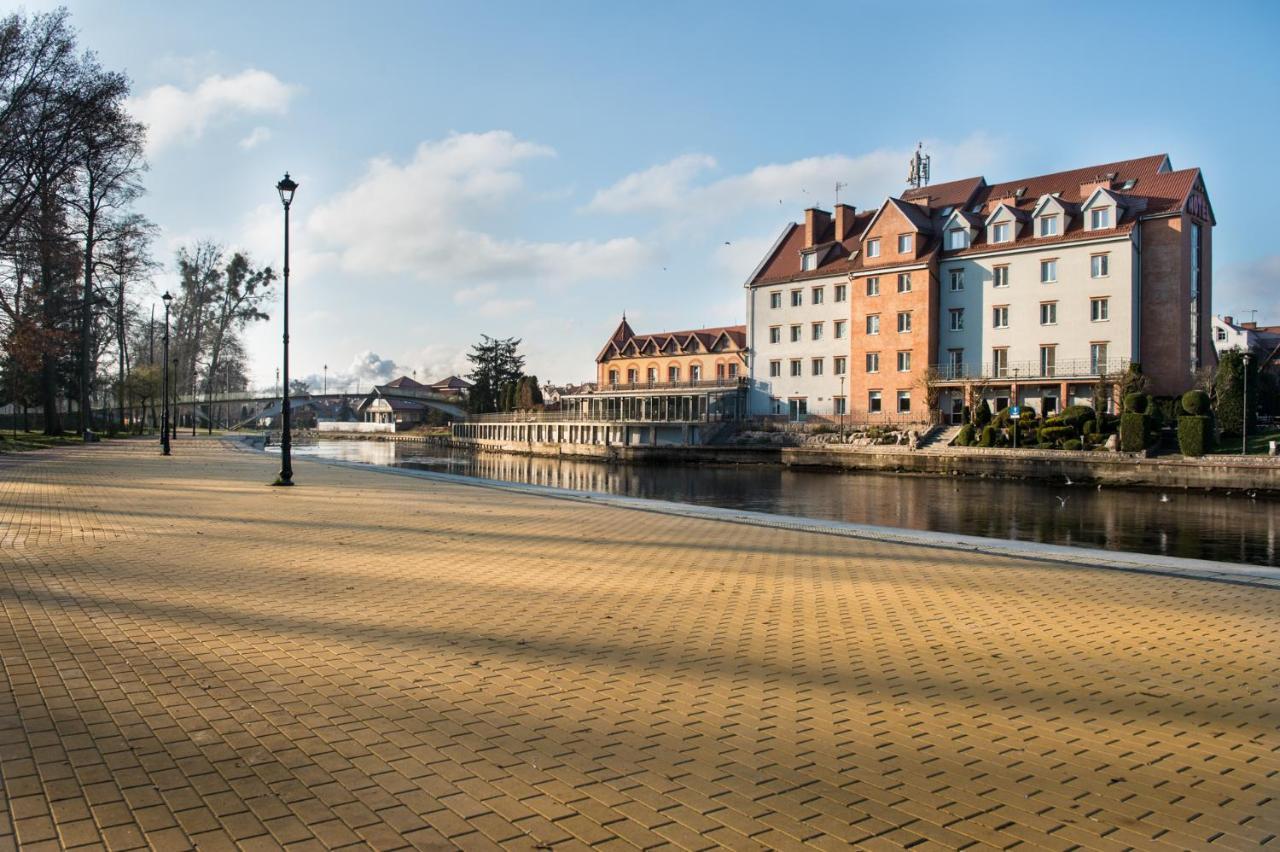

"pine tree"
[466,335,525,413]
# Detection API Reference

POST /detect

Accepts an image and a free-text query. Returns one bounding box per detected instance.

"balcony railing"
[572,377,748,394]
[931,357,1130,382]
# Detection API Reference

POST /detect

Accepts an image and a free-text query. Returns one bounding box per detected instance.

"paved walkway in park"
[0,438,1276,851]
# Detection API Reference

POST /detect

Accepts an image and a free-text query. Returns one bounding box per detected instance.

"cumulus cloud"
[347,350,401,386]
[305,131,653,283]
[239,126,272,150]
[587,134,1004,225]
[127,69,296,153]
[1217,254,1280,322]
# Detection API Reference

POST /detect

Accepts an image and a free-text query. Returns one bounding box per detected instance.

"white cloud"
[587,135,1005,226]
[239,126,272,150]
[454,284,534,317]
[128,69,296,153]
[305,131,653,283]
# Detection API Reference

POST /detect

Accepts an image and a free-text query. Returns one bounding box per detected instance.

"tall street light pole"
[171,357,178,440]
[274,172,298,486]
[1242,352,1252,455]
[161,292,172,455]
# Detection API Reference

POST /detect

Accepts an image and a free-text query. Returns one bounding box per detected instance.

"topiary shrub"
[955,424,975,446]
[1063,438,1083,451]
[1042,415,1068,429]
[1060,405,1096,429]
[1036,442,1055,450]
[994,407,1011,427]
[1124,392,1148,414]
[1177,416,1212,456]
[973,400,992,428]
[979,425,996,447]
[1120,412,1147,451]
[1082,418,1097,436]
[1039,425,1075,444]
[1181,389,1210,416]
[1019,406,1037,420]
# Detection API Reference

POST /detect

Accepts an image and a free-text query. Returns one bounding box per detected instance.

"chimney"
[1078,176,1114,199]
[833,204,856,242]
[804,207,831,248]
[1224,316,1234,326]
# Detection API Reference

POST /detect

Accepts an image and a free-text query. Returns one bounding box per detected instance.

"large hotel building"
[744,154,1214,420]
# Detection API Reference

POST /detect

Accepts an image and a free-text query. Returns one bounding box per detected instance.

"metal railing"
[931,357,1130,382]
[573,377,748,394]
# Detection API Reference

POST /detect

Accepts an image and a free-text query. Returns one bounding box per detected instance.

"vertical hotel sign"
[1186,185,1211,221]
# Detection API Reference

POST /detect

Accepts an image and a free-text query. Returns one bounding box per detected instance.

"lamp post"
[161,292,172,455]
[1242,352,1252,455]
[191,368,198,436]
[274,172,298,486]
[323,364,328,396]
[171,357,178,440]
[839,374,846,437]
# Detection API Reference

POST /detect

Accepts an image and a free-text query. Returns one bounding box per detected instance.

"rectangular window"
[728,363,737,378]
[769,326,781,344]
[947,349,964,377]
[868,390,882,413]
[1090,207,1110,229]
[897,351,911,372]
[769,360,781,378]
[898,234,913,253]
[608,369,618,385]
[1040,259,1057,282]
[949,308,964,331]
[647,367,657,382]
[627,368,638,383]
[993,222,1010,243]
[1040,302,1057,325]
[948,228,967,250]
[865,352,880,373]
[867,238,880,258]
[668,366,679,382]
[1091,253,1109,278]
[790,290,803,307]
[812,286,824,304]
[1090,343,1109,374]
[1040,345,1056,377]
[866,314,880,335]
[834,320,847,339]
[949,269,964,291]
[833,396,847,415]
[897,391,911,413]
[801,253,817,271]
[770,291,782,309]
[834,356,847,375]
[992,348,1009,377]
[897,311,912,333]
[811,358,824,376]
[1039,216,1058,237]
[992,306,1009,328]
[1091,297,1110,322]
[811,322,823,341]
[993,266,1009,288]
[834,284,847,302]
[790,359,803,377]
[690,365,702,381]
[790,324,802,342]
[866,277,880,296]
[1215,327,1226,341]
[897,273,912,293]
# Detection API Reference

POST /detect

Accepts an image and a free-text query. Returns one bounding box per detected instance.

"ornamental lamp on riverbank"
[161,292,172,456]
[273,172,298,487]
[1242,352,1252,455]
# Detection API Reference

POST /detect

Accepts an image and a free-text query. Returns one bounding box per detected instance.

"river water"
[270,440,1279,567]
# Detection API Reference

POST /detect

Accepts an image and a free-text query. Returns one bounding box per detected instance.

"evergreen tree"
[1213,349,1256,438]
[466,335,525,413]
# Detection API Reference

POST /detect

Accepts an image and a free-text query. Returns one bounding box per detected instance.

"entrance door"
[788,398,808,422]
[1043,395,1058,415]
[950,396,964,425]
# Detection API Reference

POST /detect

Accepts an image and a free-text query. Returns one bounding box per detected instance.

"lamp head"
[162,291,173,305]
[276,172,298,208]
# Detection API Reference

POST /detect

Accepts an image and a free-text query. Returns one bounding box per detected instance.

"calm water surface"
[271,440,1279,566]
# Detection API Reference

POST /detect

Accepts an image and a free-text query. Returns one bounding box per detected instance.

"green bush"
[1060,404,1096,428]
[973,400,992,428]
[979,425,996,447]
[1082,418,1097,435]
[1009,421,1029,447]
[1177,416,1212,456]
[1038,425,1075,444]
[1062,439,1083,451]
[1019,407,1037,420]
[1181,389,1210,416]
[955,424,975,446]
[1036,442,1055,450]
[1120,412,1147,451]
[994,407,1011,427]
[1124,392,1147,414]
[1042,415,1068,429]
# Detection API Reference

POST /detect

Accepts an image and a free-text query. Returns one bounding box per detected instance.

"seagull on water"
[1159,494,1171,503]
[1064,474,1074,486]
[1055,495,1069,508]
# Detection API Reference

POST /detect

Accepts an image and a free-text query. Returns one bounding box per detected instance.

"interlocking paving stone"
[0,437,1276,850]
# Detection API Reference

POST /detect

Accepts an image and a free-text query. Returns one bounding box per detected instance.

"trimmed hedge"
[1124,392,1148,414]
[956,424,975,446]
[1120,412,1147,451]
[1181,389,1210,416]
[1177,416,1212,456]
[1060,404,1096,428]
[1063,439,1083,451]
[1082,418,1098,436]
[979,425,996,447]
[973,400,992,428]
[1038,425,1075,444]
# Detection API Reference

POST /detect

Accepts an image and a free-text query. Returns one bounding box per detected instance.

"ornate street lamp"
[273,172,298,486]
[1242,352,1252,455]
[161,292,172,455]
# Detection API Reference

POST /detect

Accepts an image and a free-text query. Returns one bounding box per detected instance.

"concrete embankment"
[446,435,1280,493]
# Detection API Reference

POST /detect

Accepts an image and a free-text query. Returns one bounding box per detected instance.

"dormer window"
[867,238,881,258]
[897,234,913,254]
[947,228,967,250]
[801,252,817,272]
[1038,216,1058,237]
[1090,208,1111,230]
[992,223,1011,243]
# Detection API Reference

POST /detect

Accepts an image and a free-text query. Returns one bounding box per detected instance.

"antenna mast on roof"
[906,142,930,190]
[834,181,848,205]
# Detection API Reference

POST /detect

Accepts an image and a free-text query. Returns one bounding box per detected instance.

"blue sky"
[42,0,1280,390]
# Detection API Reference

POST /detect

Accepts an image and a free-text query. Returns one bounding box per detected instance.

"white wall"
[317,421,394,433]
[747,273,852,416]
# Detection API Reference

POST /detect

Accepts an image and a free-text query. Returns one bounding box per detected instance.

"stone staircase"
[917,423,962,451]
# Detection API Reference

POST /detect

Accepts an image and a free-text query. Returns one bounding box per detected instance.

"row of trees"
[0,10,275,435]
[465,335,543,413]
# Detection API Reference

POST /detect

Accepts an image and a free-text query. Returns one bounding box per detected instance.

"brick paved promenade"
[0,438,1276,850]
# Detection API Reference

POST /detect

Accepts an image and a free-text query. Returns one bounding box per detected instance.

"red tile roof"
[597,318,747,362]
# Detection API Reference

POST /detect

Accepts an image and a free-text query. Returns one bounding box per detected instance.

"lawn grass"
[0,430,153,453]
[1208,427,1280,456]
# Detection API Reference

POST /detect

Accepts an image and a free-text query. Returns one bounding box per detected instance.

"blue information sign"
[1009,406,1022,416]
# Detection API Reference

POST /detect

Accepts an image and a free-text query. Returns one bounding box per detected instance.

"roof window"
[1120,179,1137,190]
